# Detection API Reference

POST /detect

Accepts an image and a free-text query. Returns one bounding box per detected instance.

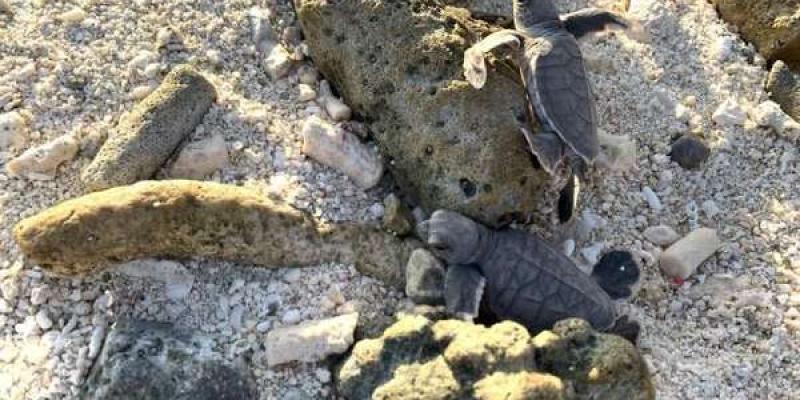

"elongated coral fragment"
[14,180,416,288]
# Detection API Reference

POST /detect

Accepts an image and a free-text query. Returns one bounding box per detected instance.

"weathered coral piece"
[301,116,383,189]
[6,134,79,179]
[659,227,722,279]
[13,181,417,288]
[266,313,358,366]
[81,65,217,191]
[337,314,654,400]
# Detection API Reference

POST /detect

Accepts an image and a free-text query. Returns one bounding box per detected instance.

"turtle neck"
[513,0,562,34]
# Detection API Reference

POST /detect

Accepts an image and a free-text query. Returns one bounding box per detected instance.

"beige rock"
[266,313,359,366]
[57,7,86,24]
[301,116,383,189]
[168,134,228,179]
[263,43,293,80]
[659,228,723,279]
[6,135,79,180]
[297,84,316,102]
[318,80,352,121]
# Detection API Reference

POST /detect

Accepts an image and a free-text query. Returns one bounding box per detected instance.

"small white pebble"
[31,287,50,306]
[256,320,272,333]
[315,368,332,383]
[35,309,53,330]
[642,187,663,211]
[298,84,317,102]
[281,309,302,325]
[88,325,106,359]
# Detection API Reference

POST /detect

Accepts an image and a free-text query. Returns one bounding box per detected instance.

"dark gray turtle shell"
[522,32,599,163]
[479,229,615,332]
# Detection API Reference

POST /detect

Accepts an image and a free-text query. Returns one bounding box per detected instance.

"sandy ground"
[0,0,799,399]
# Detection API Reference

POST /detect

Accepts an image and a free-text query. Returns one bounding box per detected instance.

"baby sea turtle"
[418,210,641,342]
[464,0,630,176]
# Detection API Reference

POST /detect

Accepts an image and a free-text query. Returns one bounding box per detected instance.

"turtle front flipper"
[444,264,486,321]
[463,30,521,89]
[520,125,564,175]
[561,8,628,39]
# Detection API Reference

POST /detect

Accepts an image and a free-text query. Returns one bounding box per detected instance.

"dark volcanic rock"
[80,320,257,400]
[669,135,710,170]
[297,0,564,227]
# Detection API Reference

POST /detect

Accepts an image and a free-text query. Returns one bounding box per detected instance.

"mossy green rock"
[711,0,800,68]
[13,180,417,288]
[337,315,654,399]
[297,0,560,228]
[536,319,655,400]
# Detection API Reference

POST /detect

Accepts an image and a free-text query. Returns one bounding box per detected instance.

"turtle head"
[513,0,561,32]
[417,210,487,264]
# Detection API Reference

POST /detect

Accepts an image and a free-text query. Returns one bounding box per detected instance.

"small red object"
[672,277,685,285]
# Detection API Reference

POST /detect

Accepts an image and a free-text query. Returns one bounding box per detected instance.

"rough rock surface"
[711,0,800,67]
[297,0,561,227]
[80,319,257,400]
[336,315,653,400]
[13,180,417,288]
[382,194,415,236]
[766,60,800,121]
[81,65,217,191]
[405,248,446,305]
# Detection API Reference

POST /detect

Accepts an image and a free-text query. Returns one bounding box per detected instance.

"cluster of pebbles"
[0,0,799,399]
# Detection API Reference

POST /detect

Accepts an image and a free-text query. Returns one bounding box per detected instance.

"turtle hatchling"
[464,0,633,177]
[418,210,641,342]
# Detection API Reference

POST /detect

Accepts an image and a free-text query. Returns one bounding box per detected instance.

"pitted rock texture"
[80,319,257,400]
[336,315,654,400]
[297,0,562,228]
[81,65,217,191]
[711,0,800,68]
[766,60,800,121]
[13,180,417,288]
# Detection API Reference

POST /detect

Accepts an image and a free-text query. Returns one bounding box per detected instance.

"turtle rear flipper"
[520,126,564,175]
[463,30,521,89]
[590,250,640,300]
[445,264,486,321]
[607,315,640,344]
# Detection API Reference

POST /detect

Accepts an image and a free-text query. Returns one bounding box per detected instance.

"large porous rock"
[766,60,800,121]
[80,320,257,400]
[297,0,563,227]
[535,319,655,400]
[81,65,217,191]
[336,315,655,400]
[13,180,418,289]
[711,0,800,67]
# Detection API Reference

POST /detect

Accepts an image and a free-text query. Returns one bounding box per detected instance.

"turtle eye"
[432,243,448,251]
